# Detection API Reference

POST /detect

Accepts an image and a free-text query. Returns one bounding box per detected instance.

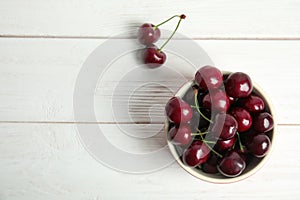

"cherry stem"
[236,132,244,152]
[203,141,223,158]
[191,131,208,136]
[158,15,186,52]
[202,140,216,144]
[154,15,182,29]
[196,128,222,158]
[193,89,213,123]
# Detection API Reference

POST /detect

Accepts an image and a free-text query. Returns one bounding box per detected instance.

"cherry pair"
[138,14,186,67]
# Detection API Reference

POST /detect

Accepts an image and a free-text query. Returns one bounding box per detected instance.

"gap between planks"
[1,35,300,40]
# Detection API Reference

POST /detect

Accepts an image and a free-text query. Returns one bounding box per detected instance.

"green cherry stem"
[191,131,208,136]
[236,132,245,152]
[193,89,213,123]
[154,14,183,29]
[203,141,223,158]
[196,129,222,157]
[158,14,186,52]
[202,140,216,144]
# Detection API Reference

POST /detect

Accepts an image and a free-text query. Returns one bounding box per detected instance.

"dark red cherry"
[239,95,265,113]
[229,107,252,132]
[217,150,246,177]
[225,72,253,98]
[195,66,223,91]
[138,23,161,45]
[210,113,238,140]
[240,129,258,146]
[253,112,274,132]
[228,96,236,105]
[165,97,193,124]
[202,89,230,112]
[182,141,210,167]
[142,46,166,67]
[248,134,271,157]
[215,137,236,153]
[232,149,248,162]
[202,154,219,174]
[168,125,191,146]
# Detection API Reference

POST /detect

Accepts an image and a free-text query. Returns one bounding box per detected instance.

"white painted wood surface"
[0,1,300,199]
[0,0,300,39]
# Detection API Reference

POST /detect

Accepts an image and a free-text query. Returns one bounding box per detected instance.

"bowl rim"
[166,73,277,184]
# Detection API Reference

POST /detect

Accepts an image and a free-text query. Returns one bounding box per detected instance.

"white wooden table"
[1,1,300,199]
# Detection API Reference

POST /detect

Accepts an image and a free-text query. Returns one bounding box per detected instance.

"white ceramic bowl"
[166,75,276,183]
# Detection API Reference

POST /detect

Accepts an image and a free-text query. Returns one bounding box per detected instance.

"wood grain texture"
[0,124,299,200]
[0,0,300,38]
[0,38,299,123]
[0,1,299,199]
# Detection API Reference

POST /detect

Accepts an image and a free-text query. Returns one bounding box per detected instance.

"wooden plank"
[0,123,299,199]
[0,0,300,38]
[0,38,299,124]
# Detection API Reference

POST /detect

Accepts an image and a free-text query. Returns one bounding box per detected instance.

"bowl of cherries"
[165,66,275,183]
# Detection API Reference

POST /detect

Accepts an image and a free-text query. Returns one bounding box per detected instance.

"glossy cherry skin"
[138,23,161,45]
[217,150,246,177]
[232,149,248,162]
[253,112,274,132]
[228,96,236,105]
[202,89,230,112]
[229,107,252,132]
[215,137,236,153]
[168,125,191,146]
[238,95,265,113]
[225,72,253,98]
[248,134,271,157]
[142,46,166,67]
[165,97,193,124]
[195,66,223,91]
[202,154,219,174]
[182,141,210,167]
[210,113,238,140]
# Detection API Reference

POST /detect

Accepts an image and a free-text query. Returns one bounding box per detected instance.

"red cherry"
[168,125,191,146]
[141,15,185,68]
[228,96,236,105]
[229,107,253,132]
[138,23,161,45]
[238,95,265,113]
[165,97,193,124]
[248,134,271,157]
[142,46,166,68]
[225,72,253,98]
[253,112,274,133]
[232,149,248,162]
[215,137,236,153]
[240,128,258,146]
[182,141,210,167]
[202,89,230,112]
[195,66,223,91]
[210,113,238,140]
[202,154,219,174]
[217,150,246,177]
